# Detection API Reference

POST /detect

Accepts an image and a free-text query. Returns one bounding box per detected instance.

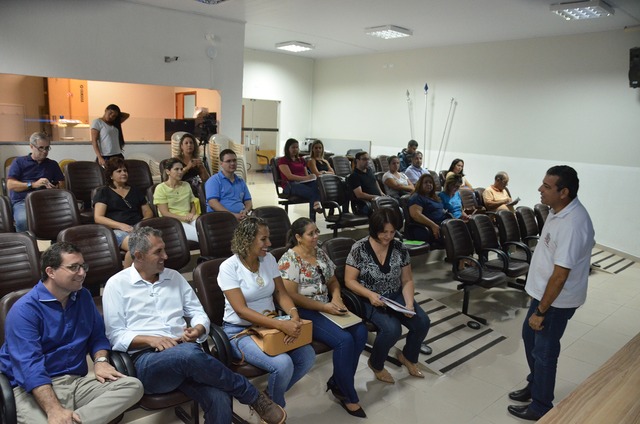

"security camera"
[164,56,179,63]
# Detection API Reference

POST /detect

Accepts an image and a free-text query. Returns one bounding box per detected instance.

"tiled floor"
[120,172,640,424]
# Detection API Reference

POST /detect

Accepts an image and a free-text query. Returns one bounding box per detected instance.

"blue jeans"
[223,322,316,407]
[362,290,430,370]
[283,181,320,204]
[12,200,26,232]
[522,299,576,415]
[298,308,368,404]
[133,342,259,424]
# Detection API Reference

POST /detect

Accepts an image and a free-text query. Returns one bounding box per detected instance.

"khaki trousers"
[13,374,143,424]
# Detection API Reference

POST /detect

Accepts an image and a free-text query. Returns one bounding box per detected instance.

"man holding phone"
[7,132,64,232]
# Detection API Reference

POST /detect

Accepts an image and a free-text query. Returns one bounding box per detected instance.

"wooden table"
[538,332,640,423]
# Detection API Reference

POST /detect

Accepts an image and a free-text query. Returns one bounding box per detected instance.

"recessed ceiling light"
[275,41,315,53]
[365,25,413,40]
[550,0,614,20]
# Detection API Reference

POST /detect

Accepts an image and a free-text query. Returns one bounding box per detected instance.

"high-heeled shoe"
[339,400,366,418]
[397,351,424,378]
[325,379,346,401]
[367,359,395,384]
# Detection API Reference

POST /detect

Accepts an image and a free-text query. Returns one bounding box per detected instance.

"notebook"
[319,311,363,329]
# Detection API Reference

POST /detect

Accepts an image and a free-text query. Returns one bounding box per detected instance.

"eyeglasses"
[60,263,89,273]
[31,144,52,152]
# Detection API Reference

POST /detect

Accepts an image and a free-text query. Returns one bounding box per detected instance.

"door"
[241,99,279,172]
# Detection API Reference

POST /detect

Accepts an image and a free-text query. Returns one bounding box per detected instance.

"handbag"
[231,311,313,359]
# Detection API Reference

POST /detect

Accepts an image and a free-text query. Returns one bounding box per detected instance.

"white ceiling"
[128,0,640,59]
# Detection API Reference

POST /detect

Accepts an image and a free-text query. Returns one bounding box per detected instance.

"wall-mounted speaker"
[630,47,640,88]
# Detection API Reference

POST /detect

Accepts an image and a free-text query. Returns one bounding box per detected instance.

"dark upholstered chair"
[159,158,171,182]
[125,159,154,193]
[375,172,387,195]
[441,218,507,326]
[0,233,39,300]
[459,188,480,214]
[429,170,442,192]
[269,157,309,213]
[196,212,238,263]
[534,203,550,235]
[317,174,369,237]
[64,161,106,223]
[0,196,14,233]
[25,189,81,241]
[135,217,191,271]
[57,224,122,299]
[496,210,535,263]
[329,155,352,178]
[320,238,364,318]
[468,214,530,289]
[515,206,540,250]
[373,155,389,173]
[252,206,291,249]
[146,183,159,217]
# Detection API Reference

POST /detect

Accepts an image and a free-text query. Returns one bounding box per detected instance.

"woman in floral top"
[278,218,368,418]
[345,208,430,384]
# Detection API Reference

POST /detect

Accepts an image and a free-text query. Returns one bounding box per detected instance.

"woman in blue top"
[407,173,447,242]
[439,173,469,222]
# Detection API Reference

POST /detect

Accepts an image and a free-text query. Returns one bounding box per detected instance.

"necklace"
[241,257,264,287]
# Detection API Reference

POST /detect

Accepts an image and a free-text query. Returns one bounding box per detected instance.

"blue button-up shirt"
[0,282,111,391]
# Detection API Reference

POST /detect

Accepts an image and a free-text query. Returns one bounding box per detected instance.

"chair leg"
[175,401,198,424]
[461,286,486,328]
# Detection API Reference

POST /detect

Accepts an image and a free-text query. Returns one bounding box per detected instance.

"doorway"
[241,99,279,172]
[176,92,197,118]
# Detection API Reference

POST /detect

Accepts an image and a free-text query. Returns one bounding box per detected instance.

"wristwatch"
[534,307,547,317]
[94,356,109,364]
[27,181,32,190]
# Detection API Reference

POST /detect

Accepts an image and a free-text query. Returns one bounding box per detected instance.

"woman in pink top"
[277,138,323,216]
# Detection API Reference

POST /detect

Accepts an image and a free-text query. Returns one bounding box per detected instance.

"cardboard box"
[251,319,312,356]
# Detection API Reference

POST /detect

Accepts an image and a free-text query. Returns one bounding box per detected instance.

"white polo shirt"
[525,197,595,308]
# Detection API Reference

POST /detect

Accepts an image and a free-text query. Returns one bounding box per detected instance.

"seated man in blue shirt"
[102,227,286,424]
[7,132,65,232]
[205,149,252,220]
[0,242,143,424]
[404,151,430,184]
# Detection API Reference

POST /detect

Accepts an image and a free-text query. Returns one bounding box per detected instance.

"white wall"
[0,0,245,142]
[308,30,640,257]
[243,49,315,155]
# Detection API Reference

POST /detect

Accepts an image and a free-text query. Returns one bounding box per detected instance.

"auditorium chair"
[252,206,291,249]
[515,206,540,250]
[534,203,550,235]
[135,217,192,271]
[0,196,14,233]
[25,189,81,241]
[269,157,310,213]
[0,232,40,300]
[57,224,122,300]
[374,155,389,173]
[64,161,106,224]
[429,170,442,192]
[496,210,535,261]
[317,174,369,237]
[328,155,352,178]
[125,159,154,193]
[468,214,530,289]
[441,218,508,327]
[196,212,238,263]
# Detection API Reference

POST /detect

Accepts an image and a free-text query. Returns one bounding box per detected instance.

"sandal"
[368,359,395,384]
[397,351,424,378]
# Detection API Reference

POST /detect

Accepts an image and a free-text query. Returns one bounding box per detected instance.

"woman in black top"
[307,140,335,177]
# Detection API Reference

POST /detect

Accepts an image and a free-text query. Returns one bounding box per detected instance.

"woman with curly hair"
[176,133,210,195]
[218,217,316,407]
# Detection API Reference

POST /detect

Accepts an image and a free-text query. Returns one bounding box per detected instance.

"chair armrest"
[502,241,532,262]
[110,351,137,378]
[321,200,342,219]
[340,289,365,318]
[208,323,234,367]
[480,247,509,271]
[0,372,17,424]
[452,255,485,283]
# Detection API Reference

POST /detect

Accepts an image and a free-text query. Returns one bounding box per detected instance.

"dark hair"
[104,157,128,188]
[408,140,419,147]
[106,104,125,149]
[413,173,440,201]
[129,226,163,258]
[163,157,185,173]
[448,158,465,177]
[412,151,423,162]
[41,241,81,281]
[309,140,325,159]
[444,173,463,193]
[219,148,236,162]
[178,133,200,158]
[546,165,579,199]
[286,217,314,248]
[387,155,399,165]
[368,208,399,240]
[495,171,509,182]
[355,151,369,161]
[283,138,299,159]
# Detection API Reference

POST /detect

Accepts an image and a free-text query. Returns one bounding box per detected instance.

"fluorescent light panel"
[550,0,614,20]
[276,41,314,53]
[365,25,412,40]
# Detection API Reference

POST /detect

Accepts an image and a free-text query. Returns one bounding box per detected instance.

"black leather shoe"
[339,400,366,418]
[507,404,543,421]
[509,387,532,402]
